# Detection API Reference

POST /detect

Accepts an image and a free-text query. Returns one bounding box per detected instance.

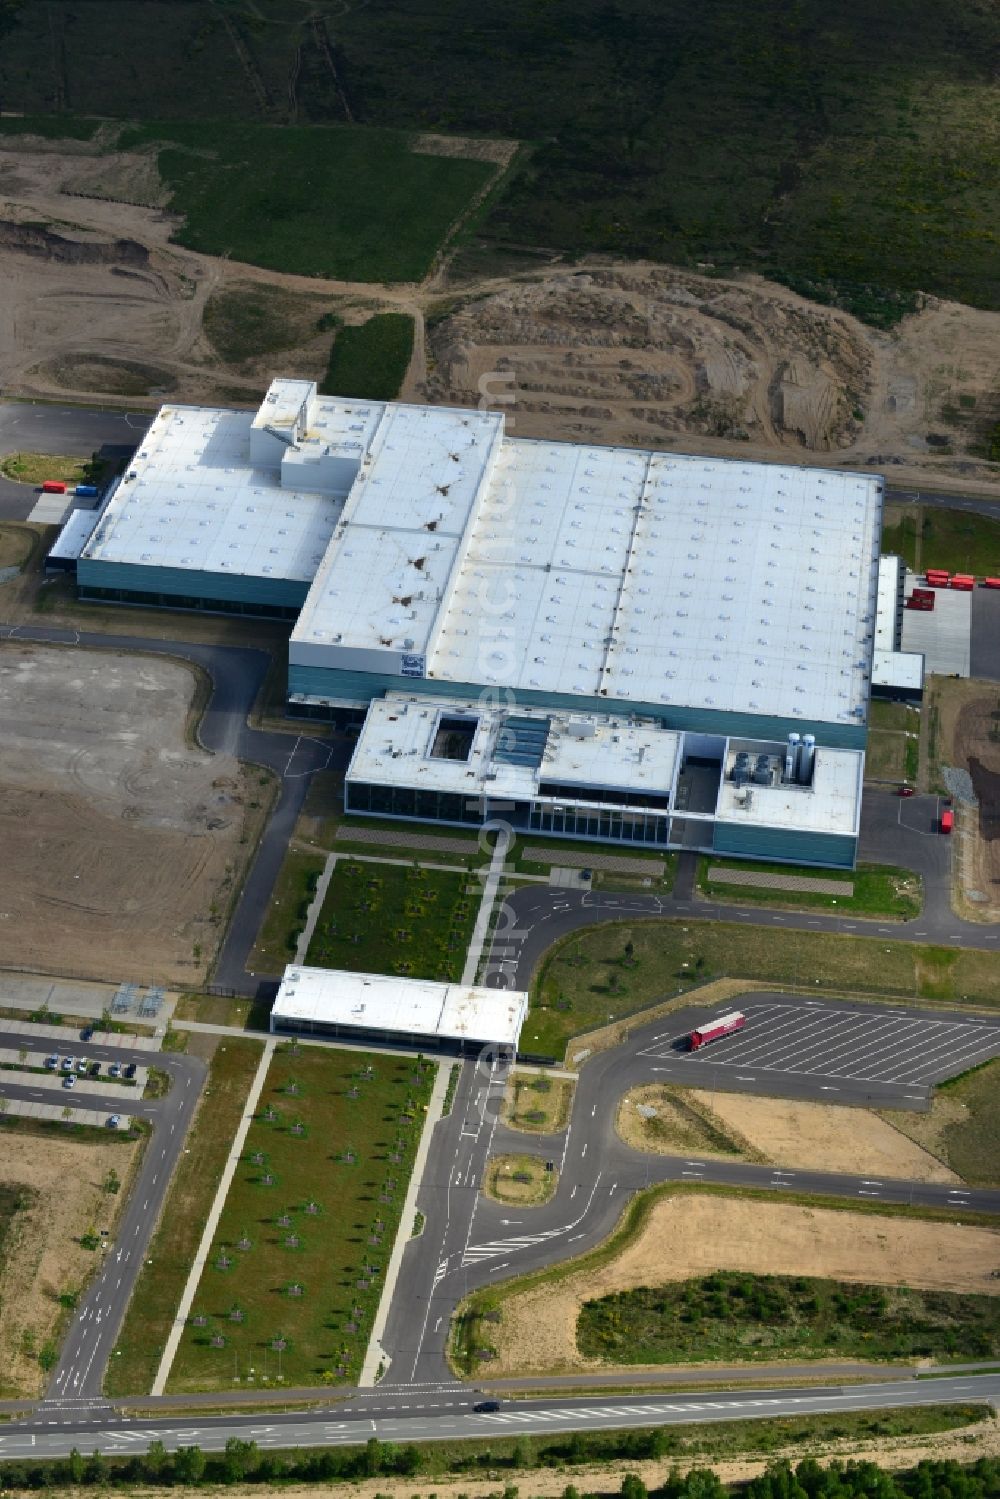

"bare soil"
[929,678,1000,922]
[0,1130,140,1396]
[691,1092,958,1184]
[1,135,1000,504]
[486,1196,1000,1376]
[0,643,259,984]
[616,1085,762,1162]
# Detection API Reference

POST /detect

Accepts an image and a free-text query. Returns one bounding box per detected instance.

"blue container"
[74,484,99,498]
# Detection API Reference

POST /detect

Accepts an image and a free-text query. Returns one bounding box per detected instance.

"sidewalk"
[150,1038,276,1395]
[359,1059,451,1386]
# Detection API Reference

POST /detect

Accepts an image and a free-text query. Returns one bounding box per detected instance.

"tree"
[620,1475,648,1499]
[511,1437,533,1470]
[84,1451,107,1484]
[397,1444,423,1477]
[144,1440,168,1478]
[174,1445,206,1485]
[678,1470,728,1499]
[67,1448,85,1483]
[223,1437,259,1482]
[363,1436,385,1478]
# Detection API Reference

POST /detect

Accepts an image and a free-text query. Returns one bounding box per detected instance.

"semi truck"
[689,1011,745,1050]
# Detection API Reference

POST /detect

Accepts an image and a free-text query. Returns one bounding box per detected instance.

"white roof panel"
[83,405,343,581]
[272,966,527,1049]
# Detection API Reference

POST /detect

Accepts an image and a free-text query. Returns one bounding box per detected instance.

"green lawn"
[169,1044,435,1390]
[115,121,494,282]
[697,860,922,919]
[531,918,1000,1061]
[0,451,109,488]
[320,314,415,401]
[883,506,1000,577]
[578,1271,1000,1364]
[885,1059,1000,1189]
[249,847,326,975]
[306,861,478,982]
[105,1040,263,1396]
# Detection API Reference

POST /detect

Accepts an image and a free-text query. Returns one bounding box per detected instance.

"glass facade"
[346,780,669,844]
[78,585,299,621]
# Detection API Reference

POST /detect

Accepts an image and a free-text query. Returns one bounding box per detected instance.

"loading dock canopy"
[271,966,528,1050]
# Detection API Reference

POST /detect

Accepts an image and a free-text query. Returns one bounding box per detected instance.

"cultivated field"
[0,1127,140,1396]
[0,644,258,985]
[471,1193,1000,1377]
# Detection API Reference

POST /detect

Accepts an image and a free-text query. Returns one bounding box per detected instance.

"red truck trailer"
[950,574,975,591]
[689,1011,745,1050]
[984,578,1000,590]
[940,808,954,834]
[41,480,67,494]
[905,589,934,611]
[925,569,950,587]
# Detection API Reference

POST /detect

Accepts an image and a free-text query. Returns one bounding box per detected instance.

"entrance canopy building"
[270,966,527,1054]
[69,377,885,867]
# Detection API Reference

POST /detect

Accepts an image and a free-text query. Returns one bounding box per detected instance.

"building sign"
[400,653,425,678]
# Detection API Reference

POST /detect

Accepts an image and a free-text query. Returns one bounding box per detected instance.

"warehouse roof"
[429,443,882,725]
[83,405,343,581]
[272,967,527,1049]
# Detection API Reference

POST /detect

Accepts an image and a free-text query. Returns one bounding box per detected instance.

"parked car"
[76,1057,88,1073]
[80,1026,94,1041]
[44,1054,59,1069]
[897,783,915,797]
[107,1115,122,1130]
[89,1061,102,1077]
[108,1061,122,1079]
[63,1074,76,1089]
[61,1056,74,1072]
[123,1062,137,1080]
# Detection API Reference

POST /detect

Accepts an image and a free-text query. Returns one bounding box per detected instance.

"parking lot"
[640,996,1000,1105]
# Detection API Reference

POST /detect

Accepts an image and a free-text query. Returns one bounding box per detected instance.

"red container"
[690,1010,745,1050]
[911,587,934,601]
[951,575,974,591]
[905,596,934,611]
[984,577,1000,589]
[41,480,67,494]
[940,809,954,834]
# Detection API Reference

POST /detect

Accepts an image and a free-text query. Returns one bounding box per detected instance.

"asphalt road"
[4,1374,999,1457]
[0,401,151,519]
[0,1028,206,1404]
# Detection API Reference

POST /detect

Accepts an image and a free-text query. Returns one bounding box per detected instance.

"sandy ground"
[1,133,999,500]
[0,1129,140,1396]
[0,643,255,984]
[687,1092,959,1184]
[929,678,1000,922]
[485,1195,1000,1376]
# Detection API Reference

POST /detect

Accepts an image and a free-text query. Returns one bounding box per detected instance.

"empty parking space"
[641,999,1000,1093]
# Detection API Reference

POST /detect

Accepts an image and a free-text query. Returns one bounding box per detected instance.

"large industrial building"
[66,377,886,868]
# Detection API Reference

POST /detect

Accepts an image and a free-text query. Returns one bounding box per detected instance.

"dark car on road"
[474,1400,501,1413]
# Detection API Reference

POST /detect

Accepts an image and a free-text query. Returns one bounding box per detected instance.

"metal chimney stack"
[784,732,800,782]
[799,733,816,784]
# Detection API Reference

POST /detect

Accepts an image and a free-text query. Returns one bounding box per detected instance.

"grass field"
[169,1044,435,1390]
[0,1184,30,1267]
[505,1072,574,1133]
[3,2,998,317]
[249,848,326,974]
[577,1271,1000,1364]
[697,860,922,919]
[306,861,478,983]
[105,1040,262,1396]
[882,506,1000,577]
[885,1059,1000,1189]
[320,314,415,400]
[115,121,494,282]
[531,919,1000,1061]
[0,524,37,572]
[0,452,108,488]
[203,283,336,368]
[485,1154,558,1207]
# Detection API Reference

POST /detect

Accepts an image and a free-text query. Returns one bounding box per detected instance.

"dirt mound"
[427,266,873,453]
[0,217,150,268]
[30,352,178,398]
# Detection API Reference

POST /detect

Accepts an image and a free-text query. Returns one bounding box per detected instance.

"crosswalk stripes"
[462,1232,555,1265]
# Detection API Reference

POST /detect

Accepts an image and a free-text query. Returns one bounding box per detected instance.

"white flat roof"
[292,403,504,656]
[430,443,881,724]
[717,742,863,836]
[82,405,343,581]
[875,553,902,652]
[48,507,99,562]
[346,693,681,807]
[872,648,924,691]
[272,967,527,1049]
